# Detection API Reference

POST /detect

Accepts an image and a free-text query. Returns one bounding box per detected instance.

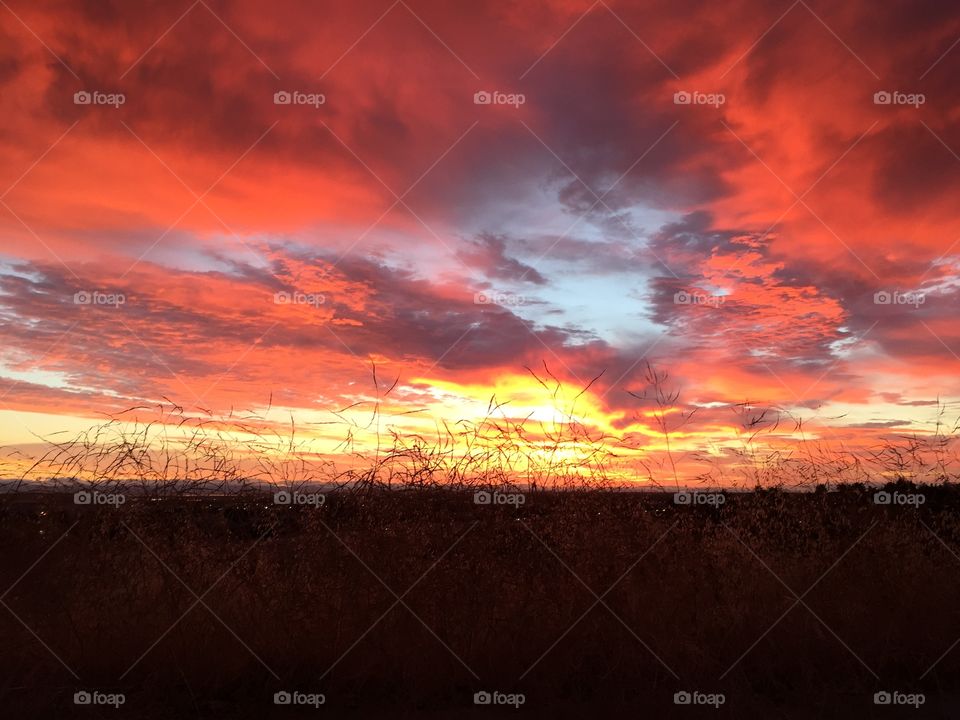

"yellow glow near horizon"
[2,371,927,485]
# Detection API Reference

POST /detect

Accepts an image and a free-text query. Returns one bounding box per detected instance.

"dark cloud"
[456,233,546,284]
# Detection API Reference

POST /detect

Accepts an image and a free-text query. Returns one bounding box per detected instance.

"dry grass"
[2,368,960,717]
[2,486,960,718]
[4,363,959,494]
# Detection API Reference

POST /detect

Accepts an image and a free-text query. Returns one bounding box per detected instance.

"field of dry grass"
[3,483,960,718]
[3,374,960,717]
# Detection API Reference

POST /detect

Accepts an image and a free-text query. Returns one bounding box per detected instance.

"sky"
[1,0,959,484]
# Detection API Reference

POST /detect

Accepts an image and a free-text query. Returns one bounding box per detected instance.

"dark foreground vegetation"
[3,483,960,718]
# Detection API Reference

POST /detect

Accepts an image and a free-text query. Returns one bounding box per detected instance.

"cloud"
[457,233,546,284]
[3,0,960,467]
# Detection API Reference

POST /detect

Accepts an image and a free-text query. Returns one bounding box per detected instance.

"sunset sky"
[2,0,959,482]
